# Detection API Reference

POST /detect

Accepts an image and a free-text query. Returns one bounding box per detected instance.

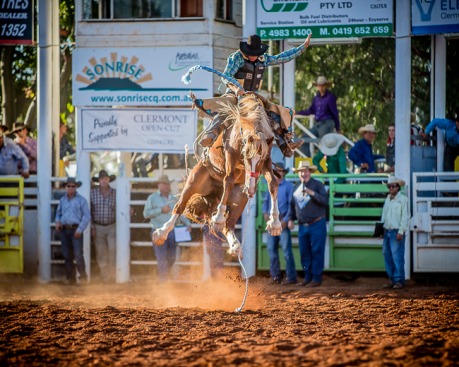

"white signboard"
[73,47,213,107]
[412,0,459,35]
[256,0,393,39]
[79,108,197,153]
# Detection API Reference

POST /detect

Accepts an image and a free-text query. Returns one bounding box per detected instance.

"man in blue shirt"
[55,177,91,285]
[297,76,341,157]
[198,34,312,158]
[421,111,459,171]
[348,124,385,173]
[262,162,297,285]
[0,130,30,178]
[288,161,328,287]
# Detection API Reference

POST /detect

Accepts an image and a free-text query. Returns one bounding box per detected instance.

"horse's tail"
[181,65,244,91]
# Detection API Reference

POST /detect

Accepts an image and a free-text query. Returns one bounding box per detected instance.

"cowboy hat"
[63,177,82,187]
[92,169,116,182]
[0,125,9,134]
[11,122,27,134]
[293,160,317,173]
[0,130,4,138]
[312,76,331,86]
[387,175,405,187]
[273,162,289,173]
[239,34,269,56]
[156,174,172,185]
[358,124,378,135]
[319,133,345,156]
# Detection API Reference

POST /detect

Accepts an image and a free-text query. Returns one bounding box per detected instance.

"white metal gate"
[411,172,459,272]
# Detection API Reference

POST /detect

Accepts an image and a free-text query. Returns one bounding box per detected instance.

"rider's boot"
[200,115,228,147]
[275,131,304,158]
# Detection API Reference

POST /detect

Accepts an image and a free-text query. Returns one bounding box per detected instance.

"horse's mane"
[220,94,274,160]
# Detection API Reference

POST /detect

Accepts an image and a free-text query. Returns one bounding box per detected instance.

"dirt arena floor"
[1,272,458,367]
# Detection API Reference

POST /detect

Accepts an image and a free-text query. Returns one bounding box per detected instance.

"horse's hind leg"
[152,162,212,245]
[152,214,180,245]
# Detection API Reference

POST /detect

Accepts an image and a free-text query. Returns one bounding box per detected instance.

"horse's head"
[223,94,275,197]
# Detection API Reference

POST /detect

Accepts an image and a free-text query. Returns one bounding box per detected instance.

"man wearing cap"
[348,124,385,173]
[262,162,297,285]
[313,133,348,182]
[0,130,30,178]
[197,33,312,158]
[90,170,117,282]
[12,122,38,174]
[55,177,91,285]
[421,110,459,171]
[288,161,328,287]
[143,175,191,282]
[297,76,341,157]
[381,176,410,289]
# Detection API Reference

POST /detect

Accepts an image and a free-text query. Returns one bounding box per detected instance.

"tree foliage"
[293,36,458,154]
[0,0,75,131]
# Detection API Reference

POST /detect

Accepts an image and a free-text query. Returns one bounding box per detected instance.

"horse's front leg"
[263,161,282,236]
[152,214,179,245]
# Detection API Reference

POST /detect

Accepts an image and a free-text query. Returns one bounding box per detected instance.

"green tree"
[0,0,75,131]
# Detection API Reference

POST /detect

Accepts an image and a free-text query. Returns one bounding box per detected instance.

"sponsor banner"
[0,0,34,45]
[79,108,197,153]
[412,0,459,35]
[256,0,393,39]
[73,47,213,107]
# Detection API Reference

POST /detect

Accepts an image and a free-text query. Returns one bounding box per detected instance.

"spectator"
[421,111,459,171]
[0,130,30,178]
[348,124,385,173]
[288,161,328,287]
[381,176,410,290]
[60,122,76,162]
[297,76,341,157]
[385,124,395,173]
[262,162,297,285]
[12,122,38,174]
[55,177,91,285]
[90,170,117,282]
[313,133,348,182]
[143,175,191,282]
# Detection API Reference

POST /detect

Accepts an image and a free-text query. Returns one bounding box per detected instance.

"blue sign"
[412,0,459,35]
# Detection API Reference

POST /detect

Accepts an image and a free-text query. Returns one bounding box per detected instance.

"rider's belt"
[94,222,115,226]
[62,224,79,230]
[301,216,324,227]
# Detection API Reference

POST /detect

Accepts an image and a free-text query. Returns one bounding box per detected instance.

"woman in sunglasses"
[380,176,410,290]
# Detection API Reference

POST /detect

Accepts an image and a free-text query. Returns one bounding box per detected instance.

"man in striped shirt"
[90,170,117,282]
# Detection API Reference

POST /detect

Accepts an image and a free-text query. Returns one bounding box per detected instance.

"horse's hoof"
[211,221,225,233]
[267,221,282,237]
[269,227,282,237]
[227,243,241,256]
[152,231,165,246]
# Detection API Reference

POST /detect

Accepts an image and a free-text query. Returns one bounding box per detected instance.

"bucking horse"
[152,66,283,255]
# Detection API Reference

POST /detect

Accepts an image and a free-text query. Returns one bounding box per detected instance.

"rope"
[235,197,251,313]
